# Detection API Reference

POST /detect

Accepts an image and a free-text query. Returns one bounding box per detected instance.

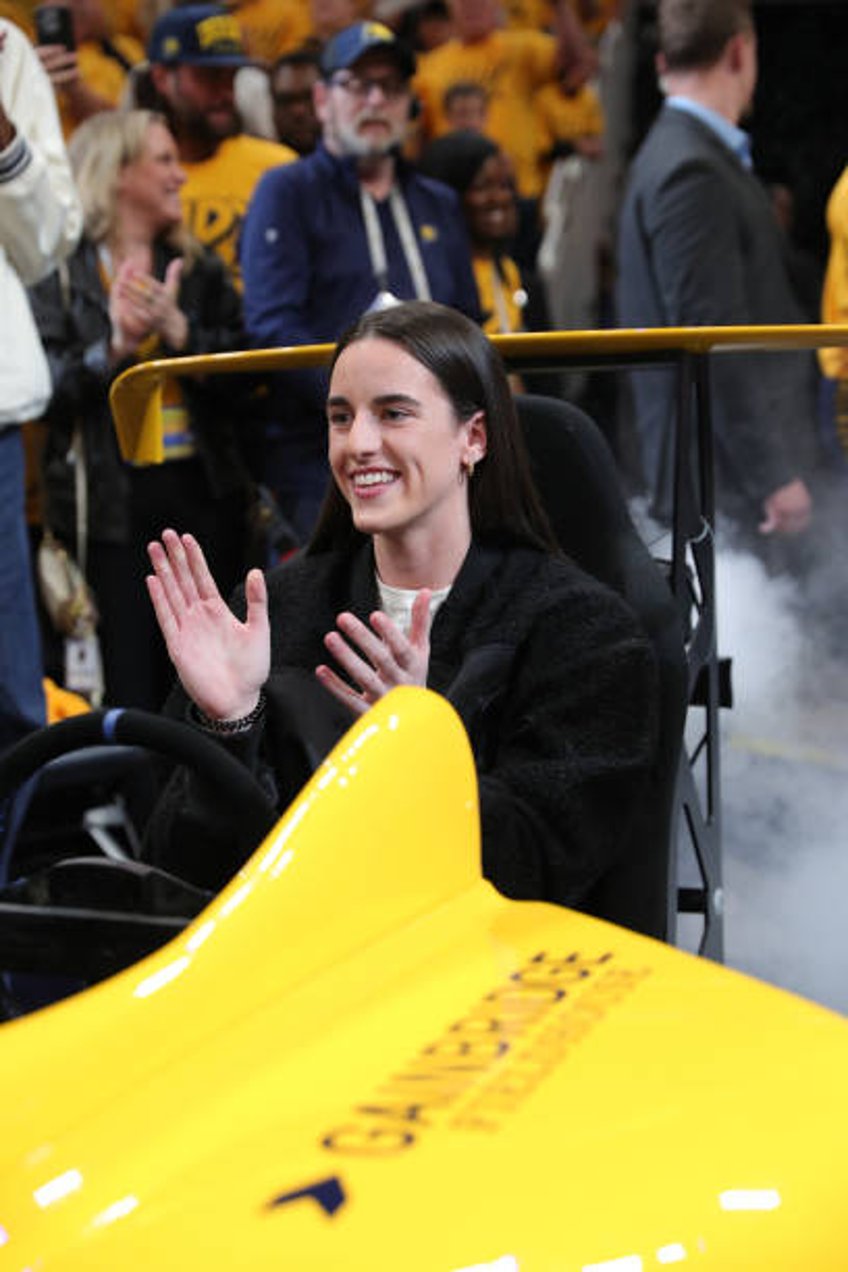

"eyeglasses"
[330,72,408,101]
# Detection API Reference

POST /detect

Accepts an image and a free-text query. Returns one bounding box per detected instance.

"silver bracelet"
[192,692,266,735]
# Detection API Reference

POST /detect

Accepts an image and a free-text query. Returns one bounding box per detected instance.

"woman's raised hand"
[147,529,270,721]
[315,590,431,718]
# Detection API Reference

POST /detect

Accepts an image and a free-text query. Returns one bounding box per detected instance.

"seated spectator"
[240,19,479,542]
[144,300,658,914]
[37,0,144,138]
[270,47,321,154]
[28,109,255,710]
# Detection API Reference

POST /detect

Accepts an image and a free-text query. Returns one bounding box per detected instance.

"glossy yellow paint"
[1,687,847,1268]
[109,324,848,463]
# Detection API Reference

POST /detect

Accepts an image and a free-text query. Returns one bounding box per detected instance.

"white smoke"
[714,544,848,1015]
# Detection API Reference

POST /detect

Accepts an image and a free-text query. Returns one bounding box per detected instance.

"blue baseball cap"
[148,4,250,67]
[320,21,415,80]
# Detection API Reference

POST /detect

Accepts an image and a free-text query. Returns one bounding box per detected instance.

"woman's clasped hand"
[110,256,187,357]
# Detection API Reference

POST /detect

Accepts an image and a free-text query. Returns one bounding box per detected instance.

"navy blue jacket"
[240,145,481,456]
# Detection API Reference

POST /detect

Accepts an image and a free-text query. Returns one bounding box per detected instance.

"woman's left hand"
[112,258,188,353]
[315,590,431,717]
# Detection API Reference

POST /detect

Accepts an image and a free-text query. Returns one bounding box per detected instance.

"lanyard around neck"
[359,185,432,301]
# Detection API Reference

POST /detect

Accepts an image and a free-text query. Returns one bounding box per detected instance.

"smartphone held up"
[34,4,75,51]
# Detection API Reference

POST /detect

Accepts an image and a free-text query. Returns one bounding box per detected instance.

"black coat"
[28,236,254,545]
[616,104,818,527]
[148,540,658,912]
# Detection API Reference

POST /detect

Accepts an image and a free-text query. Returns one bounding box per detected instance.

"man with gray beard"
[240,20,479,540]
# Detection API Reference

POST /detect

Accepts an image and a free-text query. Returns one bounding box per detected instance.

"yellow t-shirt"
[820,164,848,381]
[235,0,313,65]
[502,0,555,30]
[0,2,34,39]
[535,80,604,144]
[57,34,143,138]
[474,254,526,336]
[101,0,147,42]
[180,134,296,288]
[415,30,558,200]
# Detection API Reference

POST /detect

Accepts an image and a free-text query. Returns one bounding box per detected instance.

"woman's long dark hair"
[308,301,557,555]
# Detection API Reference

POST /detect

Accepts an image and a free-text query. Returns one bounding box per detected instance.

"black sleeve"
[477,586,658,909]
[170,250,245,360]
[641,159,798,501]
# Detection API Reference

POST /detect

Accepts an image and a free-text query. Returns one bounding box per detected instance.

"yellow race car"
[1,686,847,1269]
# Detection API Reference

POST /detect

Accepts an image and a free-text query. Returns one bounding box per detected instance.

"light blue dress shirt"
[665,95,753,170]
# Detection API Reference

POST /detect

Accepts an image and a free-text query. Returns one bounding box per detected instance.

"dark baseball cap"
[148,4,250,67]
[320,21,415,80]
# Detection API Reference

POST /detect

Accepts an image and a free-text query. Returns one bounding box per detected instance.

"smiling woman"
[419,130,527,336]
[27,109,255,711]
[144,301,658,925]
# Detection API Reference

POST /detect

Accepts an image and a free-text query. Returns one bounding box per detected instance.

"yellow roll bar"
[109,324,848,464]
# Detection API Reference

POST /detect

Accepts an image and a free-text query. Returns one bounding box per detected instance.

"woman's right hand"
[110,258,153,357]
[146,529,270,722]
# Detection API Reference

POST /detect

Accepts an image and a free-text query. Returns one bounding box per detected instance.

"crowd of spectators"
[1,0,846,739]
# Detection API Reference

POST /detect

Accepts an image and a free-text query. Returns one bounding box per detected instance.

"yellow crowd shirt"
[820,164,848,381]
[180,134,296,288]
[535,80,604,144]
[0,1,34,39]
[59,34,144,138]
[101,0,146,42]
[235,0,313,65]
[415,30,559,200]
[474,254,526,336]
[502,0,555,30]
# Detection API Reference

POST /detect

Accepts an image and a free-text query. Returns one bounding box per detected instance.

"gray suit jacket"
[616,103,817,527]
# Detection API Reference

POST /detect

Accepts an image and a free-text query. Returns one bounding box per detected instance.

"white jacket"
[0,18,81,426]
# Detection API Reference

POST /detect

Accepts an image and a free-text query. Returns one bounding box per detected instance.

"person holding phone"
[34,0,143,138]
[0,17,81,748]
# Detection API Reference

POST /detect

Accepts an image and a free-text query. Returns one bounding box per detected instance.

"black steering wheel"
[0,709,279,1014]
[0,707,277,845]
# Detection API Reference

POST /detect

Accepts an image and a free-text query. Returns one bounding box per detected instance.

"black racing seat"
[515,394,689,941]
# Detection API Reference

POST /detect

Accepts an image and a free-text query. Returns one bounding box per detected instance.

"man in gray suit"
[616,0,816,549]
